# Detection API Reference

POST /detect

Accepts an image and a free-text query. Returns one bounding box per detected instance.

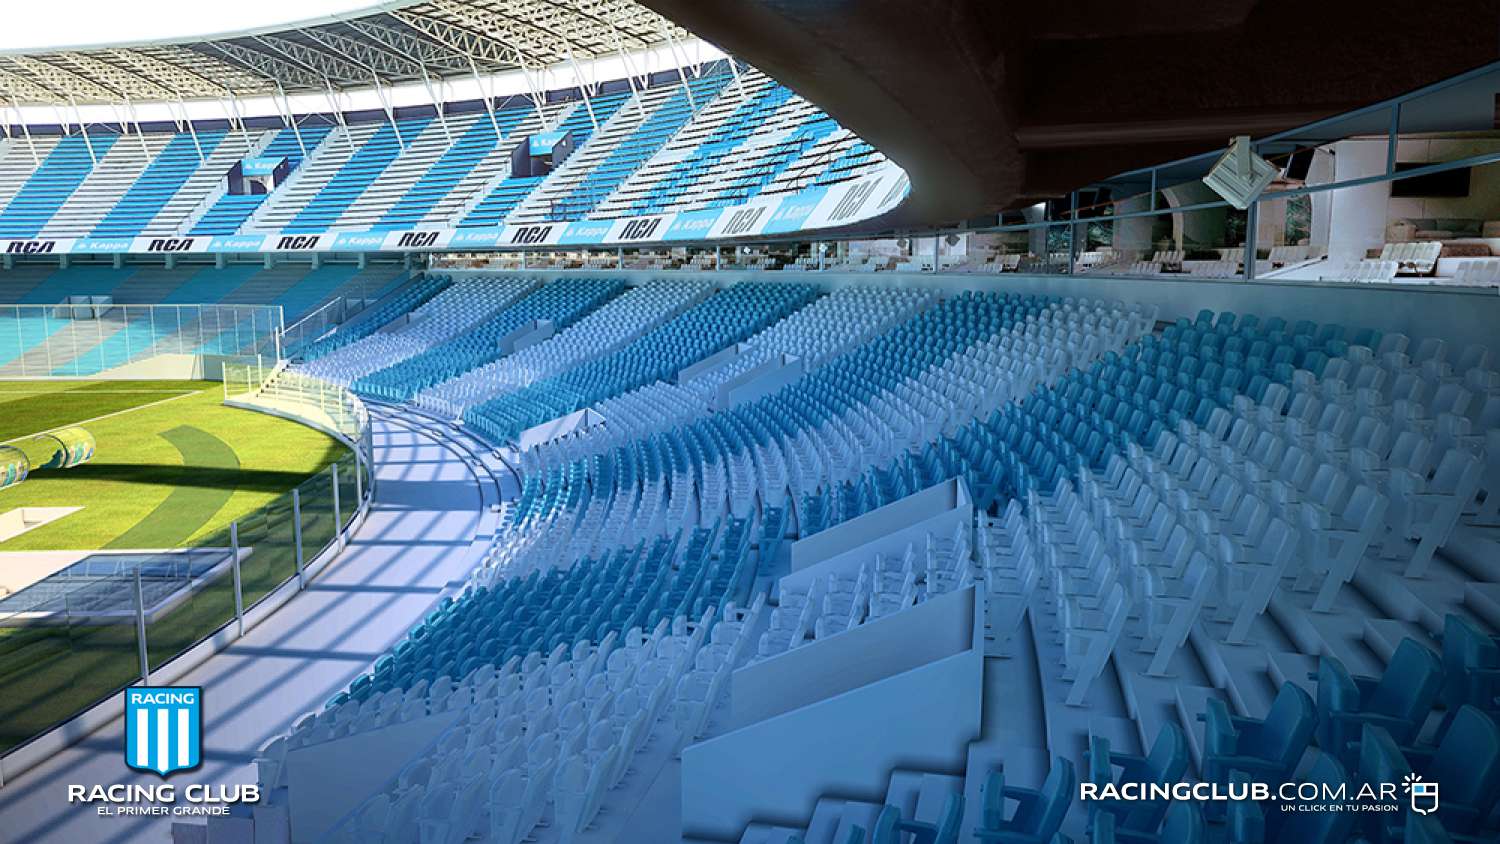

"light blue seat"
[974,758,1075,844]
[1264,751,1354,843]
[1313,638,1442,760]
[1401,705,1500,835]
[1085,723,1187,832]
[1199,683,1315,787]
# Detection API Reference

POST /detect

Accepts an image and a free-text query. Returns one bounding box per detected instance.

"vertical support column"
[277,83,309,161]
[565,49,599,132]
[355,448,365,506]
[1386,102,1402,175]
[467,57,503,140]
[1068,191,1080,275]
[292,488,306,590]
[1244,199,1260,281]
[230,522,244,638]
[134,566,150,686]
[331,463,343,552]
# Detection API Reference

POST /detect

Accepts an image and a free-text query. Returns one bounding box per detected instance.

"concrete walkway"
[0,411,498,843]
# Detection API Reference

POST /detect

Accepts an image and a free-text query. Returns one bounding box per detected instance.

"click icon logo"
[1405,773,1438,815]
[124,687,202,777]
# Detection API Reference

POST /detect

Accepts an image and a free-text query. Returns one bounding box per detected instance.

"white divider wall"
[788,476,973,584]
[285,709,462,843]
[681,587,983,840]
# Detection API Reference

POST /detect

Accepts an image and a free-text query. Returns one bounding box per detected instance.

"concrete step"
[912,773,965,826]
[1266,651,1319,701]
[883,770,925,821]
[1189,630,1273,716]
[831,801,883,844]
[1173,684,1226,771]
[1269,591,1383,676]
[1464,582,1500,632]
[1440,528,1500,583]
[1362,617,1434,665]
[804,799,844,844]
[1352,556,1467,636]
[960,741,1046,842]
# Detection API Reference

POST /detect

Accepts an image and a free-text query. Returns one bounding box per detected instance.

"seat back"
[1368,639,1442,724]
[1147,722,1189,783]
[1261,683,1316,770]
[1160,801,1206,843]
[1431,706,1500,807]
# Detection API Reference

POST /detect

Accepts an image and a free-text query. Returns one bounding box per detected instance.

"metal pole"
[565,48,599,132]
[1068,191,1079,275]
[134,566,150,686]
[513,57,554,132]
[292,488,306,589]
[660,26,697,110]
[224,90,254,149]
[1244,199,1260,281]
[372,77,407,151]
[419,68,453,144]
[69,97,98,165]
[277,83,309,160]
[176,96,205,163]
[331,463,343,551]
[465,56,505,142]
[230,522,244,637]
[1386,102,1402,175]
[124,95,151,159]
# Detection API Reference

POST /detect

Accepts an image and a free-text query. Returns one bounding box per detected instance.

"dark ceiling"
[642,0,1500,229]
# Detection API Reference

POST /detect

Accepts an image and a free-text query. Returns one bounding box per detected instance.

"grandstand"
[0,3,1493,844]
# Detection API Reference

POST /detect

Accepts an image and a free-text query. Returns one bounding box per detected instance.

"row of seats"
[411,279,713,417]
[295,274,452,361]
[262,277,1497,843]
[352,277,626,402]
[300,276,541,386]
[462,282,819,444]
[517,286,934,476]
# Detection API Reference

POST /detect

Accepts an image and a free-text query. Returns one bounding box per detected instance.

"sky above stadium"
[0,0,391,50]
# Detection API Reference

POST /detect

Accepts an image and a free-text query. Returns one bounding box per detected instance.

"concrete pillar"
[1256,197,1289,249]
[1162,182,1230,252]
[1111,194,1155,263]
[1021,204,1048,257]
[1307,149,1336,256]
[1326,138,1391,264]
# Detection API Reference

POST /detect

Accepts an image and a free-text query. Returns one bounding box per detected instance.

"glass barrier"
[0,374,372,758]
[0,303,281,378]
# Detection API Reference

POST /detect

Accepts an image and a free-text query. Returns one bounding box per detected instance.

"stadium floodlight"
[1203,135,1277,209]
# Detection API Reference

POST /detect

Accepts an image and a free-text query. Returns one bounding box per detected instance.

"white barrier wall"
[730,584,976,728]
[515,406,605,453]
[285,709,461,843]
[681,588,983,840]
[788,476,973,586]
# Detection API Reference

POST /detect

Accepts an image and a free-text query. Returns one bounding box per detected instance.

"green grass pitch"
[0,381,354,751]
[0,380,348,551]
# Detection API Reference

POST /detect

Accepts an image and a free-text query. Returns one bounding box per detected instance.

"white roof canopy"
[0,0,692,105]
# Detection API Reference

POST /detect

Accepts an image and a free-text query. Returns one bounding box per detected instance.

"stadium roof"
[0,0,691,106]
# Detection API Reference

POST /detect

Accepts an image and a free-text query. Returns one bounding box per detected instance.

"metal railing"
[0,372,373,762]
